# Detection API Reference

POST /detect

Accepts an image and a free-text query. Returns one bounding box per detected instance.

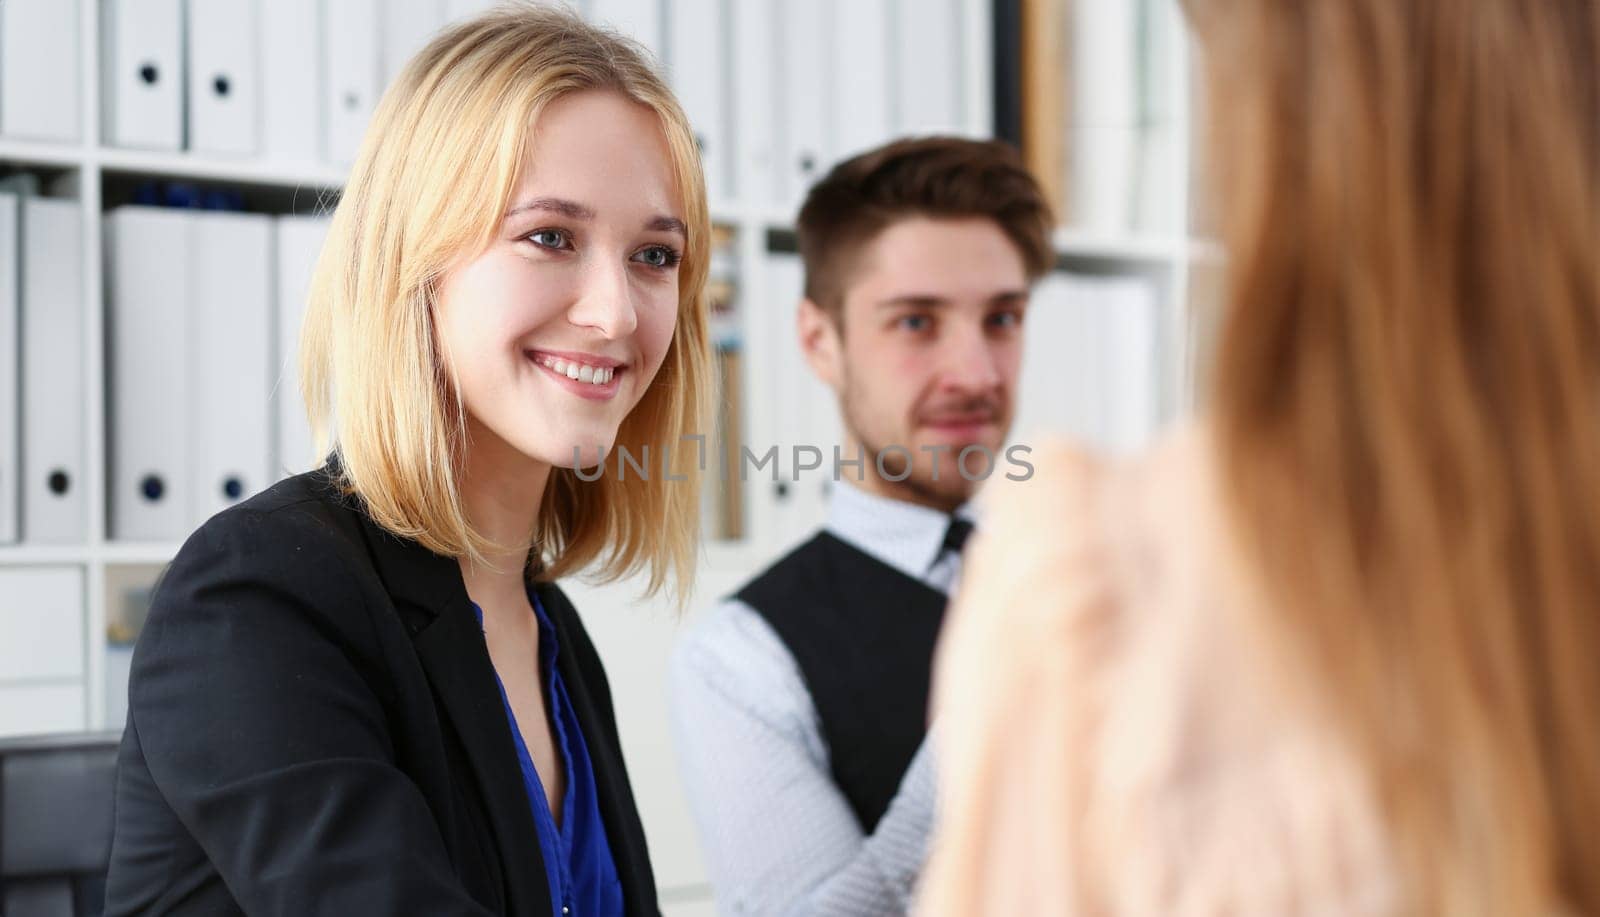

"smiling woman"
[103,5,712,916]
[433,90,690,476]
[304,10,712,594]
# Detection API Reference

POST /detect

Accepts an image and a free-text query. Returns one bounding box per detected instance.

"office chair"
[0,732,121,917]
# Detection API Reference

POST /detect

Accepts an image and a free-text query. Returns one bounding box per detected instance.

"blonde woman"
[919,0,1600,914]
[105,6,710,915]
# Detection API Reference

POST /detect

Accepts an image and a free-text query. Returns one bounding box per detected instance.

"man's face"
[799,217,1030,510]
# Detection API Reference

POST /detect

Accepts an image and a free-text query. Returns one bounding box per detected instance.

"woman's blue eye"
[634,245,682,269]
[528,229,568,249]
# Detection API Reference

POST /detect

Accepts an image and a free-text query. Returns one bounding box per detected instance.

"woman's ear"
[798,297,844,391]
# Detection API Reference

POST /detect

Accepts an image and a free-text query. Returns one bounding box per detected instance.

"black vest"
[736,532,947,832]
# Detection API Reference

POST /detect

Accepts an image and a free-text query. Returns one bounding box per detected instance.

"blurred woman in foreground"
[920,1,1600,913]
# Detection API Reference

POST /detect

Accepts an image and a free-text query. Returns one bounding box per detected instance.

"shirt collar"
[824,477,978,584]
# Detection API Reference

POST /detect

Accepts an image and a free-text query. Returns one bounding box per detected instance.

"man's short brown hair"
[795,136,1055,319]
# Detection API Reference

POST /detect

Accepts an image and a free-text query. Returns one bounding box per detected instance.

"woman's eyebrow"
[648,215,687,237]
[504,197,595,220]
[504,199,685,239]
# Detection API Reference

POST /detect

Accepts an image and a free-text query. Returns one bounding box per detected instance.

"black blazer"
[104,467,658,916]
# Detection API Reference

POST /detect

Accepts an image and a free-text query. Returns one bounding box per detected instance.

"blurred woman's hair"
[1195,0,1600,911]
[299,2,712,599]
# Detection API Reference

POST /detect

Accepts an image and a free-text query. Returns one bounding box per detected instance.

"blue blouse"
[471,593,624,916]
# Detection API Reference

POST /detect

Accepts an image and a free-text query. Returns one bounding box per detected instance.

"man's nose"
[941,323,1002,391]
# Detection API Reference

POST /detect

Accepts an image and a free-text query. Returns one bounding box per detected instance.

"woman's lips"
[527,350,625,402]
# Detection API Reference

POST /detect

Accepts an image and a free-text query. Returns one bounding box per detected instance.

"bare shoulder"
[944,425,1217,675]
[971,426,1208,557]
[971,439,1106,558]
[983,436,1102,503]
[941,439,1119,689]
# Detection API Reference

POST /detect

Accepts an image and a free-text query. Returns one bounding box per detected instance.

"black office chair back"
[0,732,121,917]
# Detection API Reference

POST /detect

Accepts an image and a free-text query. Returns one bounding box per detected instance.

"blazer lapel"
[535,584,658,917]
[356,512,552,917]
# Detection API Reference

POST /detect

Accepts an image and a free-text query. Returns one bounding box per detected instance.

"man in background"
[670,136,1054,915]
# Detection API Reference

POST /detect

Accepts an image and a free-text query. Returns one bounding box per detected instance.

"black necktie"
[942,516,975,557]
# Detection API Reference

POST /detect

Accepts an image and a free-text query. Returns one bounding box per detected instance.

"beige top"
[916,427,1398,916]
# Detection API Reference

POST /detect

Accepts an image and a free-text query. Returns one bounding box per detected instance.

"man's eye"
[898,315,931,332]
[989,311,1022,328]
[527,229,569,249]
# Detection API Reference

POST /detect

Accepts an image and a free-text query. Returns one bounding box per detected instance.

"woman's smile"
[527,348,626,401]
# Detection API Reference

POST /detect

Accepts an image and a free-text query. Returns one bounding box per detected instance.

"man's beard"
[840,390,989,511]
[858,428,972,509]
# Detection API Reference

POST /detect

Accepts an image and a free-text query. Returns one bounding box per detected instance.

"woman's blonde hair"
[300,2,712,599]
[1197,0,1600,911]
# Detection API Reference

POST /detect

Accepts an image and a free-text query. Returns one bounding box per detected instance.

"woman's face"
[433,89,685,470]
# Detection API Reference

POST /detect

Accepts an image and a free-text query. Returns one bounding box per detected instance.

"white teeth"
[536,353,616,385]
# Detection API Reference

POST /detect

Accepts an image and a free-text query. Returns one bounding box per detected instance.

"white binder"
[102,0,184,150]
[106,207,191,542]
[737,246,778,548]
[1134,0,1181,235]
[190,212,274,526]
[666,0,730,204]
[1015,273,1161,454]
[274,215,332,476]
[0,193,17,545]
[260,0,324,163]
[324,0,382,165]
[1103,278,1162,451]
[588,0,662,66]
[1069,0,1139,233]
[21,198,86,544]
[778,0,829,210]
[0,565,86,735]
[1071,125,1138,234]
[1135,124,1178,236]
[1071,0,1138,131]
[0,0,82,142]
[829,0,892,162]
[759,252,834,552]
[731,0,778,209]
[0,567,85,682]
[382,0,446,88]
[187,0,260,155]
[0,684,87,737]
[106,643,134,733]
[894,0,963,136]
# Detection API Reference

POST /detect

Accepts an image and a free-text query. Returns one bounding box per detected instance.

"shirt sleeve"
[669,600,935,917]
